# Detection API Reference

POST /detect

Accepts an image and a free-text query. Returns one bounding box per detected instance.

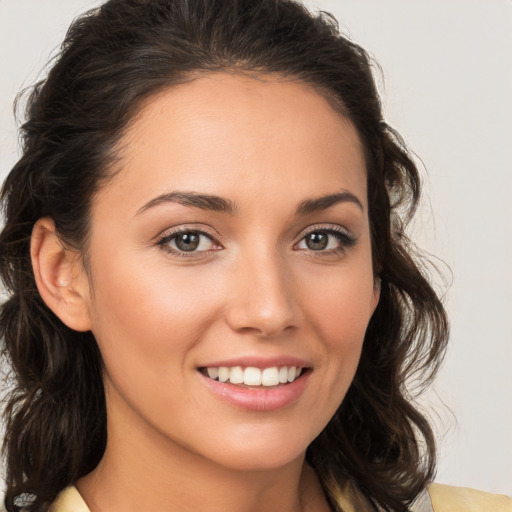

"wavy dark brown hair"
[0,1,449,510]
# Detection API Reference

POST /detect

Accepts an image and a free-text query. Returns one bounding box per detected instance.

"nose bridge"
[226,243,297,337]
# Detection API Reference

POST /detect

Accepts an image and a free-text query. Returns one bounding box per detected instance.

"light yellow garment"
[45,483,512,512]
[428,483,512,512]
[49,487,88,512]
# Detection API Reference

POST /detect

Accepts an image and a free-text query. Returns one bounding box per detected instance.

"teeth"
[207,367,219,380]
[261,367,279,386]
[229,366,244,384]
[205,366,303,386]
[218,367,229,383]
[244,367,262,386]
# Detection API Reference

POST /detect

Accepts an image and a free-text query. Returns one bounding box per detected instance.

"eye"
[296,227,356,253]
[157,229,220,255]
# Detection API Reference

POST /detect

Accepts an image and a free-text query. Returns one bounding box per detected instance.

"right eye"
[157,229,221,256]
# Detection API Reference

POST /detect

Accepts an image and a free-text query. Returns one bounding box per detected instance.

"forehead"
[95,73,368,216]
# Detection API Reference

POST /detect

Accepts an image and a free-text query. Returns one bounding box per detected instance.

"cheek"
[87,251,223,376]
[303,262,376,344]
[302,262,376,392]
[86,257,226,435]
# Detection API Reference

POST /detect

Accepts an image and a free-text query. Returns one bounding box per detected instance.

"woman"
[0,1,510,511]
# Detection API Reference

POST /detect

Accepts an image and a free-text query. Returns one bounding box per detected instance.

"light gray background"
[1,0,511,496]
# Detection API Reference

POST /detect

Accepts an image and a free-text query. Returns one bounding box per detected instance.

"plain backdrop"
[1,0,511,497]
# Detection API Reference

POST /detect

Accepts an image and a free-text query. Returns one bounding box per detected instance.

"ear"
[31,217,92,332]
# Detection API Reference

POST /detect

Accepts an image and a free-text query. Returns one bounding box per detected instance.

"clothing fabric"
[428,484,512,512]
[49,487,88,512]
[43,483,512,512]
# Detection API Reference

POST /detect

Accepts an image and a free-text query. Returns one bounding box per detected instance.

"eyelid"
[155,223,220,242]
[297,223,355,241]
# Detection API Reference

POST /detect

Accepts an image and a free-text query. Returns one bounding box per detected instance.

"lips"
[197,358,312,411]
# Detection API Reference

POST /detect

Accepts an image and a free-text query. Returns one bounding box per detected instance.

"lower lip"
[199,371,311,411]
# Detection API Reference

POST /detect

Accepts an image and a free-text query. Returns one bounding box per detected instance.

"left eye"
[159,230,217,253]
[296,230,349,251]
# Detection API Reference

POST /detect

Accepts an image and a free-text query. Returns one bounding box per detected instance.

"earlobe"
[31,217,92,332]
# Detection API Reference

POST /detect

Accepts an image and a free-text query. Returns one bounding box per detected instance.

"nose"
[224,249,298,338]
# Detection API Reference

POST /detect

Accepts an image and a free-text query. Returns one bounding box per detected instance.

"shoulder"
[427,483,512,512]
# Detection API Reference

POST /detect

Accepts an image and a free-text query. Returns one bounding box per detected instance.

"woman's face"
[81,73,379,471]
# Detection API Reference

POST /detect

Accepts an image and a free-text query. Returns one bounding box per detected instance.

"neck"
[77,440,326,512]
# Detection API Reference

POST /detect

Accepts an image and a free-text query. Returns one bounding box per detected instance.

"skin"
[33,73,379,511]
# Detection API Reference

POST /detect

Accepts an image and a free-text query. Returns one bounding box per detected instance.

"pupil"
[176,232,199,251]
[307,232,328,250]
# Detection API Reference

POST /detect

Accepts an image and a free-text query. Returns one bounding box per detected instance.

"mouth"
[198,363,312,411]
[199,365,308,388]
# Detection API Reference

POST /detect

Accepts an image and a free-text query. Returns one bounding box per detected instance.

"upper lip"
[198,356,312,369]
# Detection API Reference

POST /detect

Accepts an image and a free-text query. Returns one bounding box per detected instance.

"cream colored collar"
[48,484,430,512]
[49,486,90,512]
[47,483,512,512]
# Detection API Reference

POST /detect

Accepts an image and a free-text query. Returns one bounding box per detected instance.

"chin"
[194,424,316,472]
[214,447,305,473]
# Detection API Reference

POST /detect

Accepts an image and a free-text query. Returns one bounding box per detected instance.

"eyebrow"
[137,191,238,215]
[136,190,363,216]
[296,191,363,214]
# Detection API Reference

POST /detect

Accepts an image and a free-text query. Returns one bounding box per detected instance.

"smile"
[201,366,304,387]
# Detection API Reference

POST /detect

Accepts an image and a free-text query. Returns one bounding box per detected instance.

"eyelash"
[156,225,356,258]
